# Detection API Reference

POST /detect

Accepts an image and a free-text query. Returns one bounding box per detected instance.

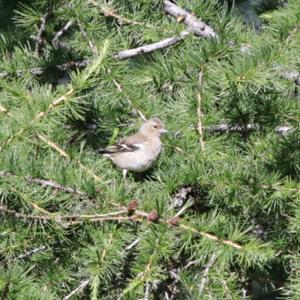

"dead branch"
[10,246,48,262]
[206,123,295,135]
[63,279,90,300]
[198,253,217,294]
[52,20,74,47]
[163,0,217,38]
[35,1,53,56]
[77,21,98,55]
[117,31,190,60]
[112,79,147,121]
[282,70,300,86]
[88,0,145,26]
[0,60,90,79]
[0,171,87,197]
[125,238,140,251]
[0,205,137,226]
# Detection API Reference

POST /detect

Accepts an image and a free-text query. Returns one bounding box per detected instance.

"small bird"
[98,117,168,178]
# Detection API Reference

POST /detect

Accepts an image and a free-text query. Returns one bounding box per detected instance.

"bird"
[98,117,168,178]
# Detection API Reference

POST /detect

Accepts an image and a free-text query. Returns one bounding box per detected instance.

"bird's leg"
[122,169,128,179]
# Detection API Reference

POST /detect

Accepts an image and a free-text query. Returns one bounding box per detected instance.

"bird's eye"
[153,125,158,129]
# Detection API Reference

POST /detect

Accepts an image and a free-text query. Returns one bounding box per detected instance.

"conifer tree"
[0,0,299,299]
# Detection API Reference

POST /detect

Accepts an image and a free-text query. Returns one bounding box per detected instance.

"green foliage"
[0,0,300,299]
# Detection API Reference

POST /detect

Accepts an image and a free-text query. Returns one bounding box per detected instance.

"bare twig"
[37,134,102,182]
[198,253,217,294]
[117,31,190,60]
[9,246,48,262]
[88,0,145,26]
[111,203,244,250]
[206,123,295,135]
[197,68,205,151]
[35,1,53,56]
[125,238,140,251]
[282,70,300,86]
[63,279,90,300]
[179,223,242,250]
[144,282,151,300]
[0,60,90,79]
[52,20,74,47]
[0,205,138,225]
[0,88,74,153]
[112,79,147,121]
[0,171,86,196]
[77,20,98,55]
[163,0,217,38]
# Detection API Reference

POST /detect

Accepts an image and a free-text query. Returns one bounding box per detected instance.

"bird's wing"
[98,133,146,154]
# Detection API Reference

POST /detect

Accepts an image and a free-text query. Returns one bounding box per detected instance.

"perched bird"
[98,117,168,177]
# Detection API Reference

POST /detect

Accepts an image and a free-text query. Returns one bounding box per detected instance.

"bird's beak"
[159,128,168,134]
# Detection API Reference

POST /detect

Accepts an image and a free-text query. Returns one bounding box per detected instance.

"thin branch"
[88,0,145,26]
[0,205,138,225]
[206,123,295,135]
[163,0,217,38]
[9,246,48,262]
[117,30,190,60]
[0,171,86,196]
[112,79,147,121]
[282,70,300,86]
[144,282,151,300]
[198,253,218,295]
[52,20,74,47]
[77,20,98,55]
[63,279,90,300]
[197,68,205,151]
[179,223,242,250]
[35,1,53,56]
[111,203,244,250]
[0,60,90,79]
[37,134,102,183]
[0,88,74,153]
[125,238,140,251]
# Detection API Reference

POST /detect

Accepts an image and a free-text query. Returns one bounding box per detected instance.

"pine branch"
[116,31,190,60]
[111,203,244,250]
[179,224,242,250]
[163,0,217,38]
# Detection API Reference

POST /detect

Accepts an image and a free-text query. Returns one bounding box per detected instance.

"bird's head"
[139,117,168,137]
